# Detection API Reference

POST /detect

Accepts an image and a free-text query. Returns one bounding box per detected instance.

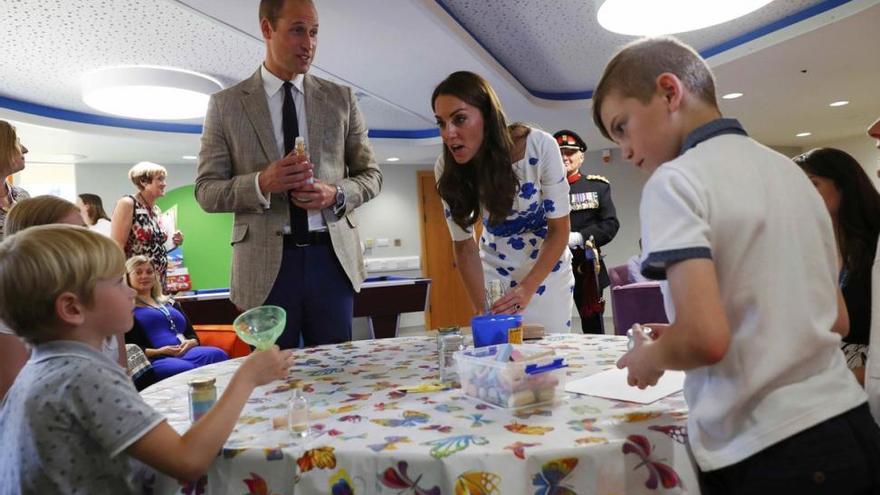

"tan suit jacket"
[195,68,382,309]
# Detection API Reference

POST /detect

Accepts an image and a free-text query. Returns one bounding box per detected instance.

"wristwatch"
[332,184,346,217]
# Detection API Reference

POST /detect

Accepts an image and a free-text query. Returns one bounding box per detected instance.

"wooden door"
[418,171,477,329]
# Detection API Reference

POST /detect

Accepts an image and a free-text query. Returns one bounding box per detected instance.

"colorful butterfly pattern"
[423,434,490,459]
[504,441,540,460]
[139,335,693,494]
[454,471,501,495]
[370,410,430,427]
[296,446,337,473]
[378,461,440,495]
[622,434,683,490]
[531,458,578,495]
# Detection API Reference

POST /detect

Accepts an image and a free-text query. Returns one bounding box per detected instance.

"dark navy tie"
[282,81,309,245]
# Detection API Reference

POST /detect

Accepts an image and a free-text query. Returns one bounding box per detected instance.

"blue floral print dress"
[435,128,575,332]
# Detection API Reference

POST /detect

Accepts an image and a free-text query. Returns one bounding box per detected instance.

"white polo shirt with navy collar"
[639,118,866,471]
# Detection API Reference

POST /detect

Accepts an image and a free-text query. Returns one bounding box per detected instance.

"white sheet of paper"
[565,368,685,404]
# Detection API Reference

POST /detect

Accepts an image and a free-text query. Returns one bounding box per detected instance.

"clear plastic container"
[454,344,566,409]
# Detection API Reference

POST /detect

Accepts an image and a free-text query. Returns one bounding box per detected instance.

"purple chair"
[608,264,632,289]
[610,282,669,335]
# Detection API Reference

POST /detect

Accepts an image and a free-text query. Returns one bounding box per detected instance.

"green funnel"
[233,305,287,351]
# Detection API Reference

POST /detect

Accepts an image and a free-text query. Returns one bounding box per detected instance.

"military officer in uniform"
[554,130,619,334]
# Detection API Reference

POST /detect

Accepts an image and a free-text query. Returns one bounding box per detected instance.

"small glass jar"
[437,327,465,383]
[485,280,504,311]
[188,377,217,422]
[288,387,310,439]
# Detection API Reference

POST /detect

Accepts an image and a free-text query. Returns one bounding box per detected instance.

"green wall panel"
[157,185,232,291]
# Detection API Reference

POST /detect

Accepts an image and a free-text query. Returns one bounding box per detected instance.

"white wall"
[75,162,198,215]
[356,162,434,260]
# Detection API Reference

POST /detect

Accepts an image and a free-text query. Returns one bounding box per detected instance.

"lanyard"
[137,298,183,341]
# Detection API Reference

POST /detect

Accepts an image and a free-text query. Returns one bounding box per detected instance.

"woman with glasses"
[125,255,227,381]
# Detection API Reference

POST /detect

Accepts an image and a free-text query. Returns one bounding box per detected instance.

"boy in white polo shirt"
[593,37,880,494]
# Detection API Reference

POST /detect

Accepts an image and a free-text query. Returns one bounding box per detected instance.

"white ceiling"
[0,0,878,167]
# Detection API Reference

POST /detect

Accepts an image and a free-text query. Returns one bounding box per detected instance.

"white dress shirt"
[257,64,326,231]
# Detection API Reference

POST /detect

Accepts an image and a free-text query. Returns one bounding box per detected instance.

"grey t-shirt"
[0,340,165,494]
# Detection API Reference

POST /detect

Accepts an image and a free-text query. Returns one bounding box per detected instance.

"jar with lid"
[188,377,217,422]
[437,327,465,384]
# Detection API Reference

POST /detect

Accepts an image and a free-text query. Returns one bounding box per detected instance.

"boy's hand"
[617,323,664,389]
[237,346,294,387]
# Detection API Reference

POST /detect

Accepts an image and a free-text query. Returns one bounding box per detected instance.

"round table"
[140,334,697,494]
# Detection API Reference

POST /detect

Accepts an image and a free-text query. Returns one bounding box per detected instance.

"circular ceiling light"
[598,0,776,36]
[721,92,744,100]
[796,132,812,137]
[828,100,849,107]
[386,157,400,162]
[82,66,223,120]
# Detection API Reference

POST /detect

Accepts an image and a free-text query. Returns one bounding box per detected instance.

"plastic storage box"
[454,344,566,409]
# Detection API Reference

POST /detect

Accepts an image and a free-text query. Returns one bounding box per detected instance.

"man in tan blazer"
[195,0,382,348]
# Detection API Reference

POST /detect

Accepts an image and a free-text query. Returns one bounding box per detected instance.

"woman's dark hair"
[794,147,880,273]
[432,71,519,229]
[77,193,110,225]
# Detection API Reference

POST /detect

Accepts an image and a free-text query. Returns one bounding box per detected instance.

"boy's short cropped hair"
[0,225,125,344]
[592,36,719,140]
[128,161,167,190]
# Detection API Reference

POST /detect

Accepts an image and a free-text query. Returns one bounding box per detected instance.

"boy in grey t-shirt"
[1,342,164,493]
[0,226,293,494]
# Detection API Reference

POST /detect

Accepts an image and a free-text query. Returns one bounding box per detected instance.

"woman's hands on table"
[491,282,535,315]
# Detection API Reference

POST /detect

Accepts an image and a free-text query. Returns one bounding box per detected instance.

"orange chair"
[193,325,251,358]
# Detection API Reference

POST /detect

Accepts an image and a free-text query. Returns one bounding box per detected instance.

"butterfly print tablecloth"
[139,334,698,494]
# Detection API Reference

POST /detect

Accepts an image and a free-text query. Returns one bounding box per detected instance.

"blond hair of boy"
[0,225,293,491]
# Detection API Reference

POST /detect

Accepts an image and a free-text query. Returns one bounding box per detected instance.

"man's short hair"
[0,225,125,344]
[128,161,167,190]
[592,37,719,140]
[260,0,313,28]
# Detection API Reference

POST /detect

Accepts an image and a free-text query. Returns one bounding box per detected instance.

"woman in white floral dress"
[432,72,574,332]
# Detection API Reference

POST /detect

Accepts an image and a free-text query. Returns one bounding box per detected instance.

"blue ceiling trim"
[0,95,204,133]
[700,0,853,58]
[435,0,853,101]
[369,128,440,139]
[0,95,439,139]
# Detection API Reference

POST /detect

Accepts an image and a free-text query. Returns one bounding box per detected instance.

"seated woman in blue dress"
[125,255,228,380]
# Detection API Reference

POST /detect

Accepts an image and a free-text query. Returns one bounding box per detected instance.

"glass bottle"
[288,386,310,439]
[437,327,464,384]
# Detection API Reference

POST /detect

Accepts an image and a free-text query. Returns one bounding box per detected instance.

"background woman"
[77,192,112,237]
[125,255,227,380]
[111,162,183,287]
[0,120,30,237]
[795,148,880,384]
[432,71,574,332]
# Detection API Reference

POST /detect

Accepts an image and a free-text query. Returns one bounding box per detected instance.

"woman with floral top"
[111,161,184,288]
[432,71,574,332]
